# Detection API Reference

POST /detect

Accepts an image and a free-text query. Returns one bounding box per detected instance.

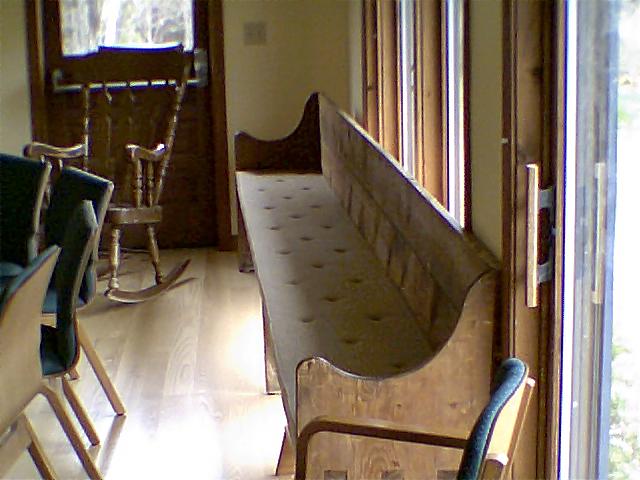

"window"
[443,0,466,225]
[362,0,467,226]
[59,0,194,56]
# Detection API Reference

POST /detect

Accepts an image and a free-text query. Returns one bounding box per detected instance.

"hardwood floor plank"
[8,249,285,479]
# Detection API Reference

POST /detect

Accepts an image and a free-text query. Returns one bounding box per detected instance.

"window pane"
[445,0,465,226]
[609,1,640,478]
[559,0,640,478]
[60,0,194,56]
[399,0,416,177]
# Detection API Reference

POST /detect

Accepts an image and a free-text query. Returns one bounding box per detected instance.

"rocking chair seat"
[106,204,163,225]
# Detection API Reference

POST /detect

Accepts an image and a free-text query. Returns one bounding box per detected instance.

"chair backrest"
[50,201,98,371]
[45,167,113,304]
[457,358,535,480]
[0,246,59,429]
[24,141,88,176]
[0,154,51,267]
[66,45,190,207]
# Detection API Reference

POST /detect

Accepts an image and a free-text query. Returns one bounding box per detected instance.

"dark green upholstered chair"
[295,358,535,480]
[41,200,125,448]
[41,166,114,312]
[0,154,51,283]
[40,202,97,377]
[0,245,102,479]
[457,358,533,479]
[40,168,124,438]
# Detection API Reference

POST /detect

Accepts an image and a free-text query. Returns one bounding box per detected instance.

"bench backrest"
[317,94,497,352]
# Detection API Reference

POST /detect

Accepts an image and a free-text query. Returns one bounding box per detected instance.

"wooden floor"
[7,249,287,479]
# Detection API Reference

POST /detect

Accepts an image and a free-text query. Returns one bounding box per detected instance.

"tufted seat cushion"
[237,172,435,423]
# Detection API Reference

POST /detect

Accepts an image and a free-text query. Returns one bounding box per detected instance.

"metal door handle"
[526,164,540,307]
[592,162,607,305]
[526,163,554,308]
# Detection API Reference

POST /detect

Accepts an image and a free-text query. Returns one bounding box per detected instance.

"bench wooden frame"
[235,93,499,479]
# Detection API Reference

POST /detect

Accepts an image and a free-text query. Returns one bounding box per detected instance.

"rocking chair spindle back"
[27,45,191,303]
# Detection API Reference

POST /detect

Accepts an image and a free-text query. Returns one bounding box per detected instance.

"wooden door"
[502,0,560,478]
[30,0,230,249]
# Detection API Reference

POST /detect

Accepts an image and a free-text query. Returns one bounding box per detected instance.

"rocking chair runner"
[26,45,191,303]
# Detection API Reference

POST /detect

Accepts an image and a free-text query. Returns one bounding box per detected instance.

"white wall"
[0,0,32,155]
[223,0,351,145]
[223,0,352,233]
[469,0,503,258]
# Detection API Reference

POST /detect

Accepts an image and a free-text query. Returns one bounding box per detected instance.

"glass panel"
[560,0,640,478]
[563,0,620,472]
[399,0,416,177]
[60,0,194,56]
[397,0,464,225]
[610,1,640,478]
[444,0,465,226]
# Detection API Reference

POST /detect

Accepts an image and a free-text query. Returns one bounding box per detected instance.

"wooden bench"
[235,93,499,479]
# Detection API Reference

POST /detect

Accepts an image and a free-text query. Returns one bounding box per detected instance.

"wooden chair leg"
[20,415,57,480]
[77,323,126,416]
[276,428,295,476]
[146,224,164,285]
[0,417,31,478]
[39,385,103,480]
[107,226,122,292]
[68,367,80,381]
[61,377,100,445]
[263,306,280,395]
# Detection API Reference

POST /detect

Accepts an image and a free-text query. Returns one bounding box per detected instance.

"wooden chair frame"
[294,375,535,480]
[0,247,102,479]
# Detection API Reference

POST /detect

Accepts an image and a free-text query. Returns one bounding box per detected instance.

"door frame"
[502,0,562,478]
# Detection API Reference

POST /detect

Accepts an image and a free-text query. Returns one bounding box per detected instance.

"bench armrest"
[295,415,467,479]
[235,93,321,172]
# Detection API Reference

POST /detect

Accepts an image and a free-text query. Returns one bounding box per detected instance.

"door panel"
[41,0,218,248]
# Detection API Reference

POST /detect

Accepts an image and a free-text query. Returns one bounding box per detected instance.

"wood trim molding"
[501,0,557,478]
[362,1,379,139]
[208,0,233,251]
[25,0,48,142]
[376,0,399,160]
[462,0,472,229]
[415,0,444,205]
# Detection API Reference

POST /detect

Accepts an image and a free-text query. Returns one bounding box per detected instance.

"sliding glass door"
[561,0,640,477]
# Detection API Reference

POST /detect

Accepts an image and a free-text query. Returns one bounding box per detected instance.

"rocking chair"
[28,45,191,303]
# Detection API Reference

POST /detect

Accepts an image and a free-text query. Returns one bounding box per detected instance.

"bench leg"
[237,209,254,273]
[276,428,295,476]
[263,304,280,395]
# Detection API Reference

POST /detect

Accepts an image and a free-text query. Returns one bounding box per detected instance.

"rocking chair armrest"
[295,415,467,480]
[24,141,87,160]
[125,144,166,163]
